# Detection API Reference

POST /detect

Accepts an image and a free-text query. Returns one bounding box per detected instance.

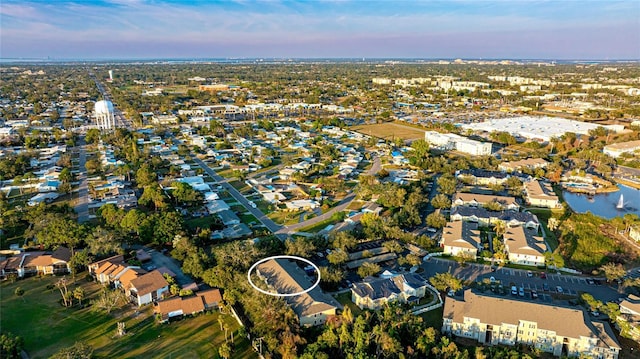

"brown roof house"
[127,270,169,306]
[0,247,71,278]
[155,288,222,323]
[441,221,481,259]
[256,258,342,327]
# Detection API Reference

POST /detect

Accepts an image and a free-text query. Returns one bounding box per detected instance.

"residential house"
[285,199,320,211]
[452,192,519,211]
[524,180,560,209]
[503,226,547,267]
[127,270,170,306]
[154,288,222,323]
[256,258,342,326]
[0,247,71,278]
[351,273,429,310]
[217,209,241,226]
[441,221,481,259]
[443,290,621,358]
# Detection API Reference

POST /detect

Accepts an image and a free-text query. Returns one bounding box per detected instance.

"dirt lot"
[352,122,426,141]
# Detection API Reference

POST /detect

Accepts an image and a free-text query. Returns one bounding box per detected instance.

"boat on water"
[616,194,624,209]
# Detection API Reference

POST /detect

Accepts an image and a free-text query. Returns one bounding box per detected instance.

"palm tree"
[218,343,231,359]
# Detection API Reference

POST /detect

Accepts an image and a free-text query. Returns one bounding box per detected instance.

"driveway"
[147,249,193,286]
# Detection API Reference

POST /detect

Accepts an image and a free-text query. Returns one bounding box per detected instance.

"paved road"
[74,137,89,222]
[422,257,622,303]
[276,156,382,234]
[193,158,283,233]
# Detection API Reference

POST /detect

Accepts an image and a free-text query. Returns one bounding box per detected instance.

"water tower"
[95,100,115,131]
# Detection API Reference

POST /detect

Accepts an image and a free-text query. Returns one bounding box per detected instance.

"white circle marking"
[247,255,321,297]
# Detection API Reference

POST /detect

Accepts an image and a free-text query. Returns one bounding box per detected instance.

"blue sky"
[1,0,639,59]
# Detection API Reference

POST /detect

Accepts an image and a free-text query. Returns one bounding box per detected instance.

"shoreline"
[562,185,619,194]
[614,178,640,190]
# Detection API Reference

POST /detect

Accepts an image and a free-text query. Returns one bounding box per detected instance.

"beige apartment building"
[443,290,621,358]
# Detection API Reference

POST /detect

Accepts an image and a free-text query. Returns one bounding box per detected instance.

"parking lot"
[423,257,620,303]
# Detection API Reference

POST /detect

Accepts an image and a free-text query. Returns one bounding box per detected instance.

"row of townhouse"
[351,273,431,310]
[0,247,71,279]
[443,290,621,358]
[442,220,546,266]
[451,192,519,211]
[256,257,342,327]
[88,255,170,306]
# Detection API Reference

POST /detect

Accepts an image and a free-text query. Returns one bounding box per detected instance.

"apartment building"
[503,226,547,267]
[443,290,621,358]
[441,221,481,259]
[524,179,560,209]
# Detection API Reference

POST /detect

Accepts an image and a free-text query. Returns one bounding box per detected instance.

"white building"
[425,131,492,156]
[461,116,622,143]
[603,140,640,159]
[94,100,115,131]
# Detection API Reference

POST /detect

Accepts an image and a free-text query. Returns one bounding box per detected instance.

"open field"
[1,275,256,359]
[352,123,426,141]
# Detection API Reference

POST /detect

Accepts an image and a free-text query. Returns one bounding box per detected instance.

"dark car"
[540,272,547,279]
[531,290,538,299]
[543,283,550,291]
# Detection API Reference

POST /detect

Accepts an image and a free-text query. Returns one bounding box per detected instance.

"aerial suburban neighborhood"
[5,1,640,351]
[1,57,639,358]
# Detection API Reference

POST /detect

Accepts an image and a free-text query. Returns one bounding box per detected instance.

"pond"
[563,184,640,219]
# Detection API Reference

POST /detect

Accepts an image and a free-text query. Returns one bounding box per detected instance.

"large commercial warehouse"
[461,116,623,142]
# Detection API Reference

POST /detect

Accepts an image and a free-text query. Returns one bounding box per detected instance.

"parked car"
[531,290,538,299]
[527,271,533,277]
[540,272,547,279]
[556,286,564,293]
[586,278,595,285]
[543,283,550,291]
[518,287,525,297]
[511,286,518,295]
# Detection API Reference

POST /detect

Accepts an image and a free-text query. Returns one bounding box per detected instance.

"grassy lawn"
[352,123,425,141]
[1,276,256,359]
[185,215,219,230]
[297,217,341,233]
[228,180,250,193]
[528,208,561,251]
[239,213,259,225]
[333,292,362,317]
[268,210,303,226]
[419,305,444,330]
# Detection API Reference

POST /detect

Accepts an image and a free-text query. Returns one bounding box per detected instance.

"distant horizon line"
[1,56,639,64]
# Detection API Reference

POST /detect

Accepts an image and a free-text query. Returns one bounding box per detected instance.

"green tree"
[600,263,626,283]
[357,262,381,278]
[0,332,24,359]
[431,194,451,209]
[426,212,446,229]
[429,272,462,292]
[285,236,317,258]
[327,249,349,266]
[50,341,94,359]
